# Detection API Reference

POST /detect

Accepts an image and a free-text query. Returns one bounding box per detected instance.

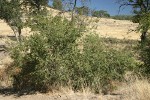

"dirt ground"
[0,94,122,100]
[0,91,121,100]
[0,93,104,100]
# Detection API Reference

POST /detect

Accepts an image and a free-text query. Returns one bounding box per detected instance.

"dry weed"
[46,86,102,100]
[0,59,14,88]
[0,67,12,87]
[119,79,150,100]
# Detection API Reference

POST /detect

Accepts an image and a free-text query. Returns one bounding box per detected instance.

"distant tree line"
[92,10,110,18]
[111,15,133,20]
[51,1,133,20]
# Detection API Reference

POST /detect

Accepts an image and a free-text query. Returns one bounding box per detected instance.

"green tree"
[0,0,23,42]
[52,0,63,10]
[92,10,110,18]
[118,0,150,78]
[33,0,48,10]
[118,0,150,42]
[0,0,48,42]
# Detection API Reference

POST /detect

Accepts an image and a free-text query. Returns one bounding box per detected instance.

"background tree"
[0,0,49,42]
[64,0,90,22]
[52,0,63,10]
[118,0,150,42]
[0,0,23,42]
[92,10,110,18]
[25,0,49,10]
[75,6,89,15]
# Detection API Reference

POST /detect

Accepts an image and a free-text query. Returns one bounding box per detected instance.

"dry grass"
[118,79,150,100]
[0,67,12,88]
[2,68,150,100]
[1,56,13,66]
[0,7,140,40]
[0,57,14,88]
[45,86,102,100]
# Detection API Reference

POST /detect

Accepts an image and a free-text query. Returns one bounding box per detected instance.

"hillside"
[0,7,140,40]
[89,18,140,40]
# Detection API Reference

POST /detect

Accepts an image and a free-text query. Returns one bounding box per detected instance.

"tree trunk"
[141,31,147,42]
[18,26,22,42]
[71,0,77,22]
[11,26,22,42]
[11,27,19,42]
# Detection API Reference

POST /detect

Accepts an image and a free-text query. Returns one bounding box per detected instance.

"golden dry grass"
[0,7,140,40]
[0,56,13,87]
[118,79,150,100]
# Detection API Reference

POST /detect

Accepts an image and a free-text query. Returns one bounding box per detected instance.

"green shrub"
[10,15,137,94]
[78,35,137,93]
[11,15,83,91]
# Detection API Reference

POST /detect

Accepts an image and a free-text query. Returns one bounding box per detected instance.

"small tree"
[67,0,90,22]
[0,0,48,42]
[118,0,150,42]
[0,0,23,42]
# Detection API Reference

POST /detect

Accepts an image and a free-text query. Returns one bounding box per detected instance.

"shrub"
[10,15,83,91]
[10,15,137,93]
[79,35,137,93]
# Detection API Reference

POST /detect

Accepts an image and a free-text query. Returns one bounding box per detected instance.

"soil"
[0,91,122,100]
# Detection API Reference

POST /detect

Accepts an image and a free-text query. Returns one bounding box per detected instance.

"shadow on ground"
[0,87,37,97]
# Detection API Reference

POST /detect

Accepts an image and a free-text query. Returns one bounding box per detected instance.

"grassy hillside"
[0,7,140,40]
